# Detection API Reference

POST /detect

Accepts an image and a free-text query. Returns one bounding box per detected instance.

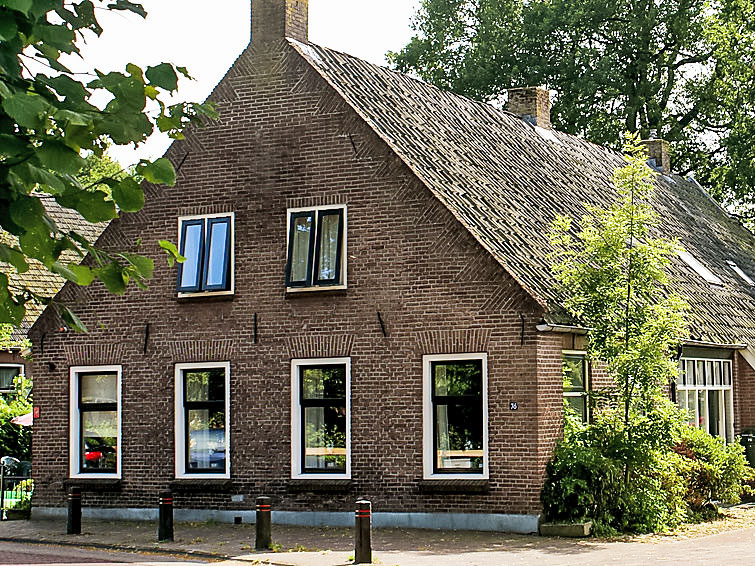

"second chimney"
[507,87,551,129]
[640,138,671,175]
[252,0,308,46]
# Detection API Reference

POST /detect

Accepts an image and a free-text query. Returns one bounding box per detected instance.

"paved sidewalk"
[2,517,755,565]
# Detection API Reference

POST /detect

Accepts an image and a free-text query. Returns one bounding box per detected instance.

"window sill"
[285,286,347,297]
[64,478,122,491]
[287,479,353,493]
[169,478,233,492]
[176,290,234,302]
[418,479,489,494]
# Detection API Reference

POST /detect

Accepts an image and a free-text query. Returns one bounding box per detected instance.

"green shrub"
[672,426,752,520]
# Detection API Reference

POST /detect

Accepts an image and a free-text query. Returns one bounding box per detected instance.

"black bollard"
[158,491,174,542]
[66,486,81,535]
[354,500,372,564]
[255,496,272,550]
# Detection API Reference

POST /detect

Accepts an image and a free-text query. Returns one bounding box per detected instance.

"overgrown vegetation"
[542,134,753,534]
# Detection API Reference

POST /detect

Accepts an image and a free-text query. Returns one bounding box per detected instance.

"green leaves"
[37,141,86,175]
[112,177,144,211]
[137,157,176,186]
[2,92,49,130]
[0,0,33,14]
[146,63,178,92]
[159,240,184,267]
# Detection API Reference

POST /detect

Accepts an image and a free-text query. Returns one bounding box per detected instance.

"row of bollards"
[66,487,372,564]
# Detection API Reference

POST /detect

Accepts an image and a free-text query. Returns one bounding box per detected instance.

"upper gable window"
[285,206,346,290]
[177,213,234,295]
[727,260,754,286]
[678,250,722,286]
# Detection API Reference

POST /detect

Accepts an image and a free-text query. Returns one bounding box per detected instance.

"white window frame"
[176,212,235,298]
[69,365,122,479]
[0,363,24,393]
[174,361,231,479]
[727,260,754,286]
[677,357,734,442]
[562,350,589,423]
[290,357,351,479]
[285,204,348,292]
[678,250,723,286]
[423,353,489,480]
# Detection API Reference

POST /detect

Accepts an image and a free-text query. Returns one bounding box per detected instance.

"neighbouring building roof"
[5,196,105,341]
[290,39,755,346]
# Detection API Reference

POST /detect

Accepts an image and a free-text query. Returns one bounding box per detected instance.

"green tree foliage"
[542,135,752,533]
[390,0,755,217]
[0,0,215,330]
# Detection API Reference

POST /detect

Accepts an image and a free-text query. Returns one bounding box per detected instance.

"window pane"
[434,362,482,397]
[81,373,117,404]
[708,390,721,437]
[180,222,203,289]
[697,390,706,430]
[187,408,226,471]
[566,395,587,422]
[0,366,20,390]
[563,356,586,391]
[82,410,117,471]
[302,366,345,399]
[185,369,225,402]
[205,219,230,288]
[317,212,341,281]
[435,403,483,471]
[289,215,313,283]
[303,405,346,471]
[723,362,731,386]
[696,361,705,386]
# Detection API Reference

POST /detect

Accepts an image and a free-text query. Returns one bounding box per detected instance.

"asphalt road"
[0,542,207,566]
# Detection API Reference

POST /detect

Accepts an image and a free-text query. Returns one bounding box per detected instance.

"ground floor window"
[677,358,733,442]
[0,364,23,394]
[174,362,231,478]
[563,352,589,423]
[69,366,121,478]
[423,353,488,478]
[290,358,351,478]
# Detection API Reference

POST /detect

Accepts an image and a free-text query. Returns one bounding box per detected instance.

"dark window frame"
[285,207,345,288]
[0,364,22,393]
[298,363,347,475]
[78,371,118,475]
[176,215,233,293]
[181,367,227,475]
[430,359,484,475]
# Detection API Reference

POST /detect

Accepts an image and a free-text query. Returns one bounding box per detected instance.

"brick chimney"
[251,0,308,46]
[507,87,551,129]
[640,138,671,175]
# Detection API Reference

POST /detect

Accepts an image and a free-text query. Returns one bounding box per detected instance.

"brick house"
[27,0,755,532]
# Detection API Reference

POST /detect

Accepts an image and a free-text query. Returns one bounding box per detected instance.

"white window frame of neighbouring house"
[677,357,734,442]
[174,362,231,479]
[0,363,24,394]
[422,353,489,480]
[68,365,122,479]
[285,205,347,291]
[176,212,235,297]
[563,350,589,423]
[290,357,351,479]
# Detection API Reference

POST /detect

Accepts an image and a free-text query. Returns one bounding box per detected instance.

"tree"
[390,0,755,218]
[549,133,688,427]
[0,0,215,330]
[0,324,31,459]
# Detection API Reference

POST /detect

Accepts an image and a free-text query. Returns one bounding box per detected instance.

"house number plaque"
[510,402,518,411]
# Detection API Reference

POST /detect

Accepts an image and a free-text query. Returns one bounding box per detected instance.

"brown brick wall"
[29,42,557,516]
[734,352,755,433]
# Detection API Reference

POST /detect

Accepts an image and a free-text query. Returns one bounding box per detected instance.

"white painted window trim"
[677,357,734,442]
[176,212,235,298]
[290,357,351,479]
[174,361,232,479]
[285,204,348,292]
[727,260,754,286]
[0,363,24,392]
[69,365,122,479]
[422,353,489,480]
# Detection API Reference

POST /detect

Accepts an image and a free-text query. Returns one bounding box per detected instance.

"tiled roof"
[291,40,755,346]
[5,196,105,341]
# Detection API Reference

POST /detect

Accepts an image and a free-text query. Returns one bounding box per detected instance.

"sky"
[69,1,423,165]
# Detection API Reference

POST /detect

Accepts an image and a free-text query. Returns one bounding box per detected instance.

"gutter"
[535,323,588,335]
[683,339,747,350]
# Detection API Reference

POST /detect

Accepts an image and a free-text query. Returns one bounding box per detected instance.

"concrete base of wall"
[33,506,540,534]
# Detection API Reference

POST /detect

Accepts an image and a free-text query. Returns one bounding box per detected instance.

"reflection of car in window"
[83,438,116,469]
[188,428,226,470]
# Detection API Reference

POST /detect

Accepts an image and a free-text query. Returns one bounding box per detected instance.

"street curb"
[0,535,231,561]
